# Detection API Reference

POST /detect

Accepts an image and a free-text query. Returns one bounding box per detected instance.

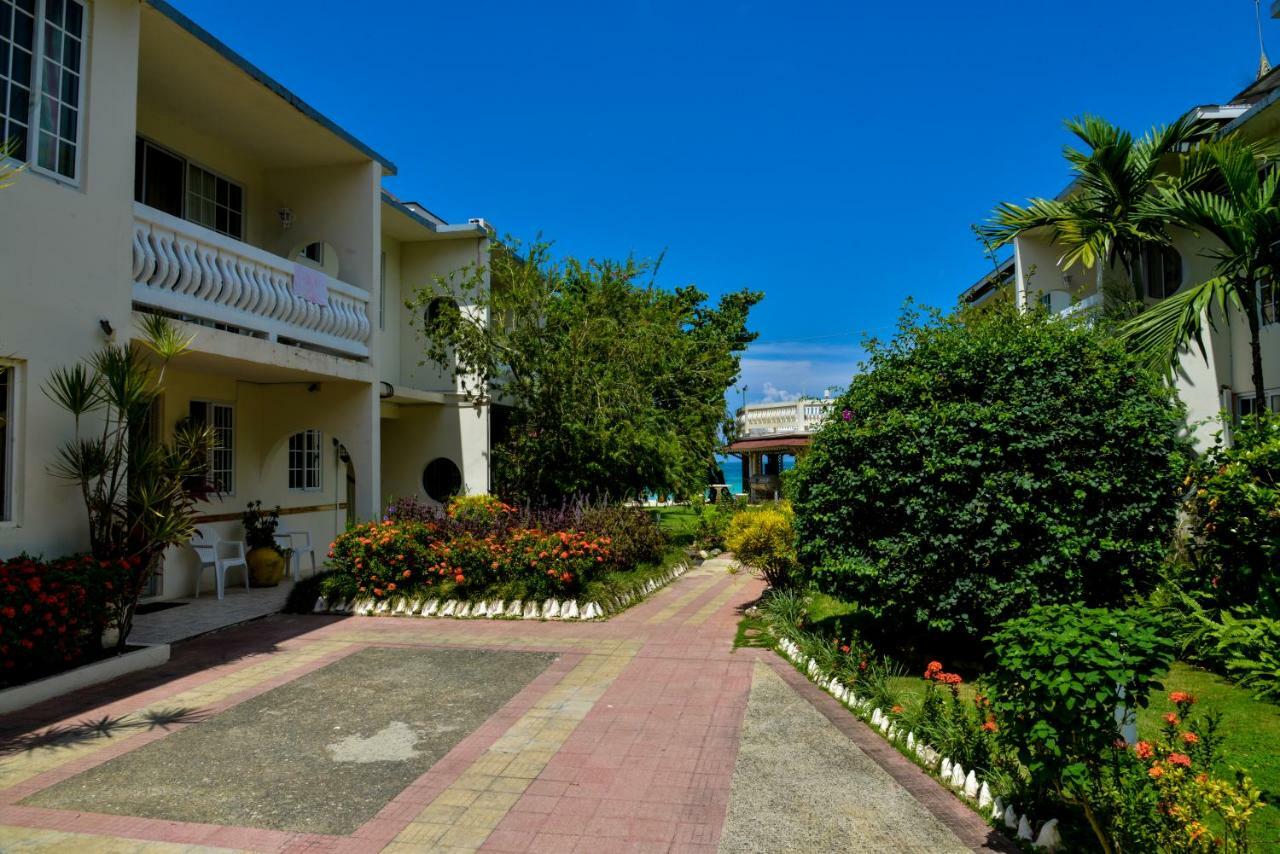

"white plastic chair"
[191,525,249,600]
[274,527,317,581]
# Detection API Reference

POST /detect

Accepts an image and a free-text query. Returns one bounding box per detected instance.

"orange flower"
[891,705,904,714]
[1148,764,1164,778]
[1169,691,1196,705]
[1168,753,1192,768]
[1181,731,1199,745]
[1134,741,1154,760]
[981,720,998,732]
[1163,712,1180,726]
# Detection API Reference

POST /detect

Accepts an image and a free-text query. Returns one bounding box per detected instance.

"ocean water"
[713,454,794,494]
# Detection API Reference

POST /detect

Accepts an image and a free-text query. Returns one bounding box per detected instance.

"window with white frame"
[189,400,234,493]
[1262,280,1279,327]
[134,138,245,240]
[287,429,322,491]
[0,363,16,522]
[1236,391,1280,421]
[0,0,86,181]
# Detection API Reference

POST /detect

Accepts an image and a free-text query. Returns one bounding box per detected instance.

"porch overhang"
[141,1,397,174]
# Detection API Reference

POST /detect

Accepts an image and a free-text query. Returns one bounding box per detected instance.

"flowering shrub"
[0,554,123,688]
[326,520,613,602]
[1095,693,1262,853]
[384,495,437,524]
[447,494,516,528]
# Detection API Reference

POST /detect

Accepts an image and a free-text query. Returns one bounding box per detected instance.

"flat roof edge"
[382,191,488,239]
[146,0,398,176]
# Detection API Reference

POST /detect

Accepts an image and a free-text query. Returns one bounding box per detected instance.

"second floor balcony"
[129,0,395,363]
[132,203,372,358]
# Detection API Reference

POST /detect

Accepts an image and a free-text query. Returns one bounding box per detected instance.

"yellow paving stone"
[684,571,758,626]
[487,776,531,794]
[450,772,496,791]
[646,570,721,624]
[456,806,508,829]
[437,824,492,848]
[0,825,241,853]
[436,788,481,807]
[470,790,521,811]
[393,821,451,845]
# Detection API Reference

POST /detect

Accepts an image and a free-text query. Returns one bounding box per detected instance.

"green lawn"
[649,504,698,545]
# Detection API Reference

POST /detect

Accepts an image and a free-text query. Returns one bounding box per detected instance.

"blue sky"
[175,0,1277,403]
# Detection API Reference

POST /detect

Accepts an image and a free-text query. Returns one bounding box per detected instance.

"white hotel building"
[0,0,493,597]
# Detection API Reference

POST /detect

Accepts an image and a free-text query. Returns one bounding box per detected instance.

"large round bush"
[792,303,1188,644]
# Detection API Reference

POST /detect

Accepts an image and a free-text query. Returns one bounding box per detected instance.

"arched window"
[422,457,462,503]
[288,429,323,491]
[424,297,461,331]
[1140,244,1183,300]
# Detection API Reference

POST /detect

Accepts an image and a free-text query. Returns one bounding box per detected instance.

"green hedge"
[792,303,1188,646]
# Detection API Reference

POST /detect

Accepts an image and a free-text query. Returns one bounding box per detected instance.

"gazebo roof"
[724,433,813,453]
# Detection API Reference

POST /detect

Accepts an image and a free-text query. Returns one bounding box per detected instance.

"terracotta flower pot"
[247,547,286,587]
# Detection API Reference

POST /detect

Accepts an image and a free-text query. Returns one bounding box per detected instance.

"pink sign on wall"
[292,263,330,307]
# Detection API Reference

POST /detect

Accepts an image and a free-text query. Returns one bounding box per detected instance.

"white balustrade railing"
[737,398,834,436]
[131,203,371,358]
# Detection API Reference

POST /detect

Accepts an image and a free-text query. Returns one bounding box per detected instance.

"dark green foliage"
[985,606,1174,796]
[792,302,1188,644]
[1183,414,1280,615]
[408,238,760,504]
[283,570,337,614]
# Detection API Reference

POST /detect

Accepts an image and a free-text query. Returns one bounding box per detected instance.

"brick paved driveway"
[0,558,1013,853]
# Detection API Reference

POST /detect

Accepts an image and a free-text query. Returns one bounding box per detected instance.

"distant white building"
[725,394,834,501]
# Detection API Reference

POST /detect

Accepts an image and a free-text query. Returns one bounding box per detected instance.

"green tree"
[1123,136,1279,411]
[791,302,1188,648]
[44,315,215,649]
[409,237,760,503]
[977,114,1200,303]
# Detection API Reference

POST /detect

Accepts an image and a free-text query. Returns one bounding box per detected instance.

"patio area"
[128,581,298,646]
[0,558,1014,853]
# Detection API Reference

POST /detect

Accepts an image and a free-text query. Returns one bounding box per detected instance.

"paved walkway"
[0,558,1015,853]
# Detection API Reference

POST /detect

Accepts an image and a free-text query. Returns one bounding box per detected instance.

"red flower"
[982,720,998,733]
[1163,712,1180,726]
[1182,731,1199,745]
[1168,753,1192,768]
[1134,741,1154,760]
[1169,691,1196,706]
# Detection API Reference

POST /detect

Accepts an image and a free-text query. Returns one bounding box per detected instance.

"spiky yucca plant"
[44,315,215,649]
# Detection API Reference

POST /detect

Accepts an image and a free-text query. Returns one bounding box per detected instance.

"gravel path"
[718,661,973,853]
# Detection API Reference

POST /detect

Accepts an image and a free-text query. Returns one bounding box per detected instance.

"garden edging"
[0,643,171,715]
[775,636,1062,852]
[311,560,691,621]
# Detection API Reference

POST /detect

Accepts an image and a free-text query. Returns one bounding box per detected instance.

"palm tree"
[44,315,216,649]
[978,114,1202,304]
[1122,136,1279,413]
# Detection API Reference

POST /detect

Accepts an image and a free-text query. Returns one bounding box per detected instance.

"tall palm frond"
[978,113,1201,301]
[1125,135,1280,406]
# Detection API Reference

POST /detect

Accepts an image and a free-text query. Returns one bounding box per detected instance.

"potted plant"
[242,501,290,587]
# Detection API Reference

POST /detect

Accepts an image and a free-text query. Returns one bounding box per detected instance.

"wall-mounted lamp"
[99,319,114,338]
[278,207,294,230]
